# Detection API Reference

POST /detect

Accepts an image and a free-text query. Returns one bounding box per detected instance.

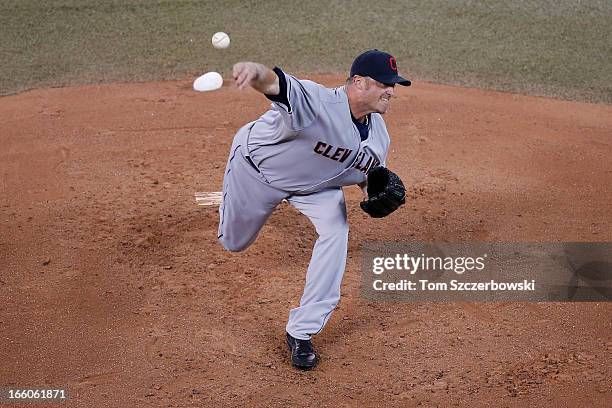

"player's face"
[365,77,395,114]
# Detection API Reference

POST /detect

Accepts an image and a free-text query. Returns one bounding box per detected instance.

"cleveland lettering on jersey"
[352,151,380,174]
[313,141,353,163]
[313,141,379,173]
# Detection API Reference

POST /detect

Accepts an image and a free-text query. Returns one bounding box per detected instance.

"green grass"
[1,0,611,103]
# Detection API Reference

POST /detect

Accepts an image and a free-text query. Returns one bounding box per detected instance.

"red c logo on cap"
[389,57,397,71]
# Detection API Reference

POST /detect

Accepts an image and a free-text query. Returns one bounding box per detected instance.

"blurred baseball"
[211,32,230,49]
[193,72,223,92]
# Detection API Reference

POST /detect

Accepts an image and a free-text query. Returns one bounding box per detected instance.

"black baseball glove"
[360,166,406,218]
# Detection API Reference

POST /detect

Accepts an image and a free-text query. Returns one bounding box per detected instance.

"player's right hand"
[232,62,259,90]
[232,62,280,95]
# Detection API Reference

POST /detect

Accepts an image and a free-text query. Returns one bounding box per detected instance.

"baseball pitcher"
[218,49,409,369]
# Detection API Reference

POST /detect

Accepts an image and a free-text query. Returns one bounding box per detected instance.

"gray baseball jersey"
[246,68,390,193]
[218,68,393,340]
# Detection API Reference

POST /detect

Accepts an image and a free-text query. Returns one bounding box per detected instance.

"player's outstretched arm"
[232,62,280,95]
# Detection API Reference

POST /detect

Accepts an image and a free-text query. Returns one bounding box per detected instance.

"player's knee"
[318,220,349,241]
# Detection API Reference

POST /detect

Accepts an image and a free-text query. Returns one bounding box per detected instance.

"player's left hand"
[360,167,406,218]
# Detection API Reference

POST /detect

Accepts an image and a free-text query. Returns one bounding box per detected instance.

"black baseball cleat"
[286,332,317,370]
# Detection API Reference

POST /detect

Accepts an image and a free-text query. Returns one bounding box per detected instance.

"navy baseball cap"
[350,49,411,86]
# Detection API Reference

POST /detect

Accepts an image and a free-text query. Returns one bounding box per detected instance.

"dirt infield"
[1,76,611,407]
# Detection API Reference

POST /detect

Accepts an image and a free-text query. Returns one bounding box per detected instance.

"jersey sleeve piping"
[265,67,291,113]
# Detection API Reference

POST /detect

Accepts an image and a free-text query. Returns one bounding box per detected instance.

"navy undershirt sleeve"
[264,67,290,110]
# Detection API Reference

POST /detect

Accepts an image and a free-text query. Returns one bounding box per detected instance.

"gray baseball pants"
[218,130,348,340]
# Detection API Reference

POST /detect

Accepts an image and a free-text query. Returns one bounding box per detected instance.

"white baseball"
[193,72,223,92]
[211,32,230,49]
